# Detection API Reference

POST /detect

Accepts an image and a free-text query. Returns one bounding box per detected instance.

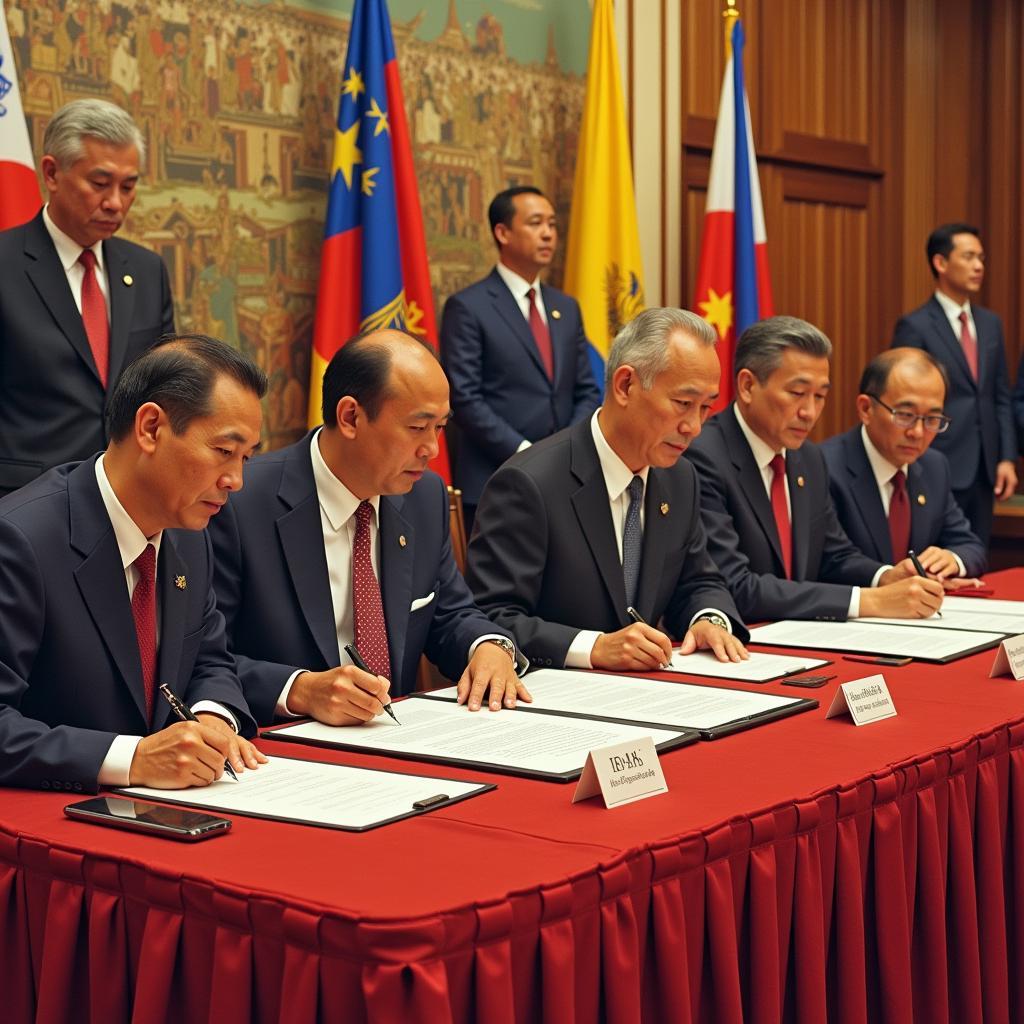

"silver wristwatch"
[695,612,730,631]
[482,637,516,662]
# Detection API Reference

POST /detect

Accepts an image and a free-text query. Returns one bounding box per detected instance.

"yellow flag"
[563,0,645,387]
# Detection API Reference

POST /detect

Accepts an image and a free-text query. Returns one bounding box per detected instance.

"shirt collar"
[42,204,104,276]
[495,261,540,299]
[94,454,162,570]
[934,288,971,320]
[733,403,784,471]
[590,409,649,502]
[310,428,380,532]
[860,424,903,487]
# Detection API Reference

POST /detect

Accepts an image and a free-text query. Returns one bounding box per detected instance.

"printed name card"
[572,736,667,809]
[825,674,897,726]
[989,634,1024,680]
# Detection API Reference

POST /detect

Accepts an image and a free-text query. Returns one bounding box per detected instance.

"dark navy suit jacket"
[208,434,512,723]
[0,211,174,494]
[820,427,986,577]
[0,458,255,791]
[440,268,601,505]
[685,407,883,622]
[892,297,1016,489]
[466,416,747,669]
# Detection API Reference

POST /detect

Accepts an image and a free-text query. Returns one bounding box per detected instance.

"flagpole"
[723,0,739,60]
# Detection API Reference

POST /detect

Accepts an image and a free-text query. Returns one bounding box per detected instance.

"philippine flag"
[0,2,38,231]
[693,19,773,410]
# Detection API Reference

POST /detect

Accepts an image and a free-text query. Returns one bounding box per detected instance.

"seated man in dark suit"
[685,316,944,623]
[209,330,529,726]
[822,348,986,580]
[466,308,748,674]
[0,335,266,791]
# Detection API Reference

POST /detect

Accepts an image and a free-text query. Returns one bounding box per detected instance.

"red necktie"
[131,544,157,726]
[526,287,554,380]
[79,249,110,387]
[958,311,978,381]
[352,501,391,680]
[889,470,911,564]
[769,454,793,579]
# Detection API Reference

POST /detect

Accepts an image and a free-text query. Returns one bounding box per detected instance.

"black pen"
[907,548,943,617]
[625,606,670,668]
[343,644,401,724]
[158,683,239,781]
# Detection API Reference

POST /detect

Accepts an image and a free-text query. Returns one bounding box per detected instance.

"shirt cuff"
[468,634,528,675]
[848,586,861,618]
[565,630,601,669]
[688,608,733,634]
[277,670,307,719]
[870,565,891,588]
[952,552,966,577]
[516,439,532,453]
[191,701,239,733]
[97,734,143,788]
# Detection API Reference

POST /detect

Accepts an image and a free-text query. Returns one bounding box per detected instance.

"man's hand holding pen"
[287,665,393,726]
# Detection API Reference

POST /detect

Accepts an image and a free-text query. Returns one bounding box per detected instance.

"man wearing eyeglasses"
[821,348,986,579]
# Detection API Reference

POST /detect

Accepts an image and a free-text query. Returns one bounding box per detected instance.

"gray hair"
[734,315,832,383]
[43,99,145,168]
[605,307,716,391]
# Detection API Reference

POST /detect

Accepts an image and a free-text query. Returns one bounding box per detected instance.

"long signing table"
[4,573,1024,1023]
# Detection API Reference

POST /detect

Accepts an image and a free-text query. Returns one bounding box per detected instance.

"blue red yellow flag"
[562,0,644,392]
[308,0,449,477]
[693,19,773,412]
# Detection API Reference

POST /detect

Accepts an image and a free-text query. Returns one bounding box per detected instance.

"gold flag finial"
[723,1,740,62]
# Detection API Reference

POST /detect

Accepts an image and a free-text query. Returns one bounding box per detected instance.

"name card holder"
[825,674,897,726]
[572,736,668,809]
[989,634,1024,680]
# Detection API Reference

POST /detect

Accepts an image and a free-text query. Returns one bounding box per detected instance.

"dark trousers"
[953,467,995,549]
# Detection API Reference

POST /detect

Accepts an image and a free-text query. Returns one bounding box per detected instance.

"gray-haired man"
[685,315,944,623]
[466,307,748,673]
[0,98,174,496]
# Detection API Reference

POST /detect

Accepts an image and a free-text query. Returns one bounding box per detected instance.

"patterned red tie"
[889,471,911,564]
[769,454,793,579]
[79,249,109,387]
[958,311,978,381]
[352,501,391,680]
[131,544,157,726]
[526,287,554,380]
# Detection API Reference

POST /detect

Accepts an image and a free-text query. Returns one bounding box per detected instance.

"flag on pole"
[0,2,39,231]
[308,0,449,478]
[563,0,644,392]
[693,18,773,410]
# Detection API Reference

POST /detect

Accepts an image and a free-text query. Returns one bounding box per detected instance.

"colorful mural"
[6,0,585,448]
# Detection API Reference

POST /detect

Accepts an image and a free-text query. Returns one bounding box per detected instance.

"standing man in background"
[892,223,1017,546]
[441,186,601,530]
[0,98,174,497]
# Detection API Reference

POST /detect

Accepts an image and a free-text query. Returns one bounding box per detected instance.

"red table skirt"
[3,715,1023,1023]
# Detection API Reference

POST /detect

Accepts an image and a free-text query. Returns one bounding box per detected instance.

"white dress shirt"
[94,456,236,787]
[732,406,886,618]
[42,204,110,321]
[276,430,511,716]
[860,426,965,576]
[934,289,976,348]
[564,411,729,668]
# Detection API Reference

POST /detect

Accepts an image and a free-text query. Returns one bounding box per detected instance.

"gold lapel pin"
[660,502,669,515]
[917,494,926,506]
[174,575,186,590]
[551,309,561,320]
[796,476,805,487]
[123,274,134,287]
[399,535,407,547]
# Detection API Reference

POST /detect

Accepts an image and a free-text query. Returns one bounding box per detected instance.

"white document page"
[943,597,1024,616]
[749,620,995,660]
[119,756,489,830]
[423,669,807,730]
[665,649,829,681]
[273,698,689,776]
[859,609,1024,635]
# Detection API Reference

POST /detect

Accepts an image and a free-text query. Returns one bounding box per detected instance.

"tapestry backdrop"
[6,0,587,449]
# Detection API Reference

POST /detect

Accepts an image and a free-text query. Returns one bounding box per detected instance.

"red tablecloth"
[4,573,1024,1023]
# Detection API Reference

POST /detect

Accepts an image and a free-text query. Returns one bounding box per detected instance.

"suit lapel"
[907,460,932,554]
[634,471,671,619]
[928,297,977,392]
[540,283,568,383]
[786,449,812,579]
[569,422,629,621]
[104,239,137,387]
[23,213,102,384]
[153,536,188,730]
[68,459,149,725]
[845,430,892,562]
[276,442,341,668]
[488,269,551,384]
[379,496,413,681]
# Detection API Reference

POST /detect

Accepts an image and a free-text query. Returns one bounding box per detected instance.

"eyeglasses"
[867,395,951,433]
